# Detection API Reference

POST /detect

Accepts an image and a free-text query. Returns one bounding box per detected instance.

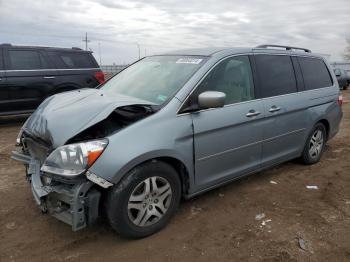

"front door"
[189,55,265,189]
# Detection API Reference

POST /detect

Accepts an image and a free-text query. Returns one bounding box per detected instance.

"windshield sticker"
[157,94,168,102]
[176,58,203,64]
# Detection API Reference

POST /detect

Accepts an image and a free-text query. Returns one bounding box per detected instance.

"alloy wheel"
[309,130,324,158]
[127,176,172,227]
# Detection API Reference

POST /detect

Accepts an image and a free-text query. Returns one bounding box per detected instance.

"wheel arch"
[317,119,330,140]
[115,155,192,197]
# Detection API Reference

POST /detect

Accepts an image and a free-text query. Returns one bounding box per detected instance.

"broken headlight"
[41,139,108,177]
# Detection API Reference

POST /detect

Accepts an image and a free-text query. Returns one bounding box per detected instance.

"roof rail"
[256,44,311,53]
[1,43,85,51]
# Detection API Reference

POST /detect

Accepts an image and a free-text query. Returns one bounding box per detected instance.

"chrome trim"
[246,111,261,117]
[0,68,100,72]
[269,106,281,113]
[197,128,306,162]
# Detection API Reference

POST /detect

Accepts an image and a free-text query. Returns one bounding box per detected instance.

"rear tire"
[105,160,181,239]
[301,123,326,165]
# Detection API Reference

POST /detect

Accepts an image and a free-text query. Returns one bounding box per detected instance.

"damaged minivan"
[12,45,343,238]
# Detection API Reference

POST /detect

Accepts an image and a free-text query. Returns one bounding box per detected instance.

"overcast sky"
[0,0,349,64]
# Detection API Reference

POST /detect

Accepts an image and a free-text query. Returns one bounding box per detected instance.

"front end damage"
[11,92,156,231]
[11,139,104,231]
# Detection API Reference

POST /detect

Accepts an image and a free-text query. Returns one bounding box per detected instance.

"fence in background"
[101,65,128,79]
[330,62,350,73]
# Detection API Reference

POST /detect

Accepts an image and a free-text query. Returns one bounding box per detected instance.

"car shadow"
[0,114,29,127]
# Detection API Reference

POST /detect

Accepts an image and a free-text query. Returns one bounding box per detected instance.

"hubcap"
[309,130,324,158]
[127,176,172,227]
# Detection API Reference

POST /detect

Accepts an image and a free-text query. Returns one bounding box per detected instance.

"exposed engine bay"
[68,104,156,143]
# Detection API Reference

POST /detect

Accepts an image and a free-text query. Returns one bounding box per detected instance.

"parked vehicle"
[0,44,104,115]
[12,45,343,238]
[333,68,349,90]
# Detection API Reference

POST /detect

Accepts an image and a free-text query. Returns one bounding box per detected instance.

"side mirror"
[198,91,226,109]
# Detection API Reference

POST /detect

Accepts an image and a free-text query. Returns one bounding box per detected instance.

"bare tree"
[345,38,350,61]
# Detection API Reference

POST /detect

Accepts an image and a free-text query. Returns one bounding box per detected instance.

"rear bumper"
[11,150,101,231]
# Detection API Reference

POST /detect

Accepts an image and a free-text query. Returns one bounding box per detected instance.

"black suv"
[0,44,104,115]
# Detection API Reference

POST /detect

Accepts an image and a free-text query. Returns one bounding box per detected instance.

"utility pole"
[82,32,90,51]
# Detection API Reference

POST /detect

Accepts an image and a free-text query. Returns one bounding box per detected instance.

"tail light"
[337,95,343,107]
[94,71,105,84]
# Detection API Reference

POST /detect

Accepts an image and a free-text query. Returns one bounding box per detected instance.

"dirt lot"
[0,91,349,262]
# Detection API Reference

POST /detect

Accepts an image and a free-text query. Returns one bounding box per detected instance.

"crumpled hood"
[23,88,154,148]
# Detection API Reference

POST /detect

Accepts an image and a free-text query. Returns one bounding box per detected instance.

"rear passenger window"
[56,52,96,69]
[8,50,42,70]
[255,55,297,98]
[298,57,333,90]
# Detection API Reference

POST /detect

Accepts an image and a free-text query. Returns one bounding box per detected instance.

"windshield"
[101,56,207,105]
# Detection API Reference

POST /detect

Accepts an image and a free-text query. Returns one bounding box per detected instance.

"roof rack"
[256,44,311,53]
[0,43,83,51]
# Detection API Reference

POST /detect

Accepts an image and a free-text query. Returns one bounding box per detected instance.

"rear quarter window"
[53,51,97,69]
[255,55,297,98]
[298,57,333,90]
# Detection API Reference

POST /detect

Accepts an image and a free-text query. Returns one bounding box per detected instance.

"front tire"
[105,160,181,239]
[301,123,326,165]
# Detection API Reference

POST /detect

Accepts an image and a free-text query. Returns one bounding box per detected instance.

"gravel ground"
[0,91,349,262]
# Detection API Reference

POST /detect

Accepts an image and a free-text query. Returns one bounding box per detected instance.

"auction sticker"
[176,58,203,64]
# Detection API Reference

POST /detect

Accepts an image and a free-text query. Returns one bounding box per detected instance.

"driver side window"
[195,55,255,105]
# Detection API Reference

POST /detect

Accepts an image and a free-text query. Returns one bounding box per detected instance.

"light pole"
[98,42,102,65]
[136,43,140,60]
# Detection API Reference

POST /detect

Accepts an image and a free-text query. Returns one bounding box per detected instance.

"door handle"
[269,106,281,113]
[246,110,261,117]
[43,76,56,79]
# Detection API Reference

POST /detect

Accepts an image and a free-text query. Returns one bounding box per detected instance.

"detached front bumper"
[11,150,101,231]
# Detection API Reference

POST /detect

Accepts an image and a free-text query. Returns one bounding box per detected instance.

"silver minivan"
[12,45,343,238]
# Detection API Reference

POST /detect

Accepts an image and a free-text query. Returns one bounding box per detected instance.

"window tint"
[56,52,96,68]
[255,55,297,98]
[298,57,333,90]
[8,50,42,70]
[194,56,255,105]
